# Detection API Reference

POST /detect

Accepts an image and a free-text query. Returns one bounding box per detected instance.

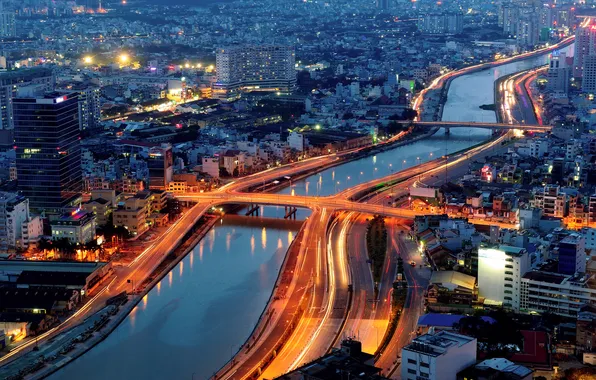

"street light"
[119,53,129,64]
[83,56,93,64]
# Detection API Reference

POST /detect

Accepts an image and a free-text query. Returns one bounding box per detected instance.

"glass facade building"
[14,93,82,214]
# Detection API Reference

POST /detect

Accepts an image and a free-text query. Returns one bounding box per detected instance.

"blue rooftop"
[417,313,496,328]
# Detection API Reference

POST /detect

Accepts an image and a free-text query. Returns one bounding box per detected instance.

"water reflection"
[50,217,302,380]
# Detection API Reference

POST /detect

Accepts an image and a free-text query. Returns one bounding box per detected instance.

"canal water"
[49,44,574,379]
[49,216,301,380]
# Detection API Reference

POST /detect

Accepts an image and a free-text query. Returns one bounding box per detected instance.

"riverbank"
[213,216,310,379]
[26,216,219,380]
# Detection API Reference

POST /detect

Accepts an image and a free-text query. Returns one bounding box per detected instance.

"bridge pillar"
[245,204,260,216]
[444,127,450,135]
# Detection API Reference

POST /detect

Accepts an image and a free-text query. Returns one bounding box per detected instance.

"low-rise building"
[50,210,97,244]
[520,271,596,318]
[401,330,477,380]
[112,197,149,237]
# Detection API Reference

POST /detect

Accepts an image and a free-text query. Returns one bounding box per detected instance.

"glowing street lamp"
[83,56,93,64]
[119,53,129,64]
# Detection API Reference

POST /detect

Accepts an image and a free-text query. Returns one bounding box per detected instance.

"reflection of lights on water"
[251,234,255,255]
[332,171,335,180]
[288,231,294,245]
[179,261,184,277]
[291,188,295,196]
[305,181,309,194]
[278,237,283,249]
[199,240,204,261]
[168,271,173,287]
[142,294,148,309]
[157,281,161,296]
[190,250,194,268]
[209,228,215,252]
[373,155,377,164]
[226,232,231,252]
[262,227,267,250]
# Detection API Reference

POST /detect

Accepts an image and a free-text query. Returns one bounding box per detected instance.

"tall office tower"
[517,16,539,47]
[14,93,82,214]
[573,24,596,78]
[0,68,55,130]
[147,144,173,190]
[547,52,570,94]
[376,0,389,10]
[212,45,296,100]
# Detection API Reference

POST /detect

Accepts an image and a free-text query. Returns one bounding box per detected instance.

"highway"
[2,21,568,378]
[411,33,575,121]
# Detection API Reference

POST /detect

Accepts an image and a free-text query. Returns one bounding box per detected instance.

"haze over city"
[0,0,595,379]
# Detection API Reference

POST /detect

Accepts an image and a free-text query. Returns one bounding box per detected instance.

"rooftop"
[404,330,476,357]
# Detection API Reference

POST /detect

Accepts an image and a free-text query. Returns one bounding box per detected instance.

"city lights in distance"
[119,53,129,63]
[83,56,92,64]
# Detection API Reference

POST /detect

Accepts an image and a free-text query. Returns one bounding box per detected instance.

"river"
[49,44,573,379]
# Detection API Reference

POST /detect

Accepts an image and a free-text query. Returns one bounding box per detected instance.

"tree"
[401,108,418,120]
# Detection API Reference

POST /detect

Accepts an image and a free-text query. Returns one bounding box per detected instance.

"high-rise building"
[478,245,530,311]
[445,13,464,34]
[0,68,55,130]
[376,0,389,10]
[0,3,15,38]
[556,234,586,275]
[502,6,519,35]
[147,143,173,190]
[517,16,539,47]
[14,93,82,214]
[212,45,296,100]
[583,54,596,93]
[547,52,570,94]
[573,24,596,78]
[401,330,477,380]
[0,192,29,252]
[68,85,101,131]
[419,13,463,35]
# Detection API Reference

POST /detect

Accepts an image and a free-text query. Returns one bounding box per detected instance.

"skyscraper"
[147,143,173,190]
[0,68,55,130]
[547,52,570,94]
[573,23,596,78]
[212,45,296,100]
[0,0,15,38]
[14,93,82,214]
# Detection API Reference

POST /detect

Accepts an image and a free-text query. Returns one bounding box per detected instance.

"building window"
[408,359,417,364]
[408,369,417,375]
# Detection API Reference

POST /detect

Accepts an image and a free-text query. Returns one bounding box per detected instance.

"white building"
[202,157,220,179]
[546,52,570,95]
[520,271,596,318]
[529,139,549,158]
[401,330,477,380]
[212,45,296,100]
[288,131,308,152]
[0,192,30,252]
[50,210,96,244]
[478,245,530,311]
